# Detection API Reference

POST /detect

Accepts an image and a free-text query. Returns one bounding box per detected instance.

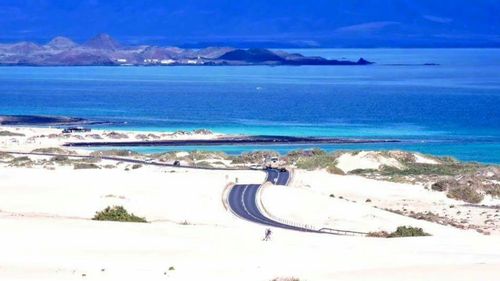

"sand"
[1,126,500,280]
[0,126,221,153]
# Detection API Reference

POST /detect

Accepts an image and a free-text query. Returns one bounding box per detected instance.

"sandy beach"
[1,125,499,280]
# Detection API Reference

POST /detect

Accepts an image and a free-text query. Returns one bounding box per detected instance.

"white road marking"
[241,185,269,224]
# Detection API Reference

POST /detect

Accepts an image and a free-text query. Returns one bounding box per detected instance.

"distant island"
[0,33,372,66]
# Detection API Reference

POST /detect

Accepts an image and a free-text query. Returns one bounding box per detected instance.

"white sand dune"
[1,127,500,280]
[0,166,498,281]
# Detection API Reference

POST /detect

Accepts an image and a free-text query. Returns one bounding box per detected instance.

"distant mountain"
[84,33,121,50]
[219,48,285,62]
[46,36,78,49]
[4,42,42,54]
[0,34,372,66]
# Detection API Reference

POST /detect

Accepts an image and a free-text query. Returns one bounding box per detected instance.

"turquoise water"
[1,49,499,163]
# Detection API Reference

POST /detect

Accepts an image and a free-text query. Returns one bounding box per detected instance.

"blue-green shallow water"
[1,49,499,163]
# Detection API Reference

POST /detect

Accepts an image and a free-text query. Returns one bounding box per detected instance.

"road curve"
[228,169,319,232]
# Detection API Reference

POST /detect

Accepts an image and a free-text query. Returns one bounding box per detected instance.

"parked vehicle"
[62,127,91,134]
[264,156,286,170]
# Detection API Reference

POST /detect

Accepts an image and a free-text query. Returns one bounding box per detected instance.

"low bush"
[188,150,228,161]
[368,226,430,238]
[51,155,69,162]
[367,231,390,238]
[295,154,337,170]
[286,148,327,162]
[104,132,129,139]
[431,180,451,192]
[326,165,345,175]
[9,156,33,167]
[93,206,147,223]
[195,161,213,168]
[348,168,378,175]
[74,163,100,169]
[131,164,142,169]
[90,149,139,157]
[389,226,430,237]
[380,162,480,177]
[447,186,484,204]
[32,147,75,155]
[0,130,25,137]
[486,186,500,198]
[231,151,278,164]
[0,151,13,160]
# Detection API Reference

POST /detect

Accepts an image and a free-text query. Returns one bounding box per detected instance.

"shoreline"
[64,135,401,147]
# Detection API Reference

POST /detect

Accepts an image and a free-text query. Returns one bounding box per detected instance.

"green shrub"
[231,151,278,164]
[389,226,430,237]
[380,162,480,177]
[431,180,450,192]
[367,231,390,238]
[195,161,213,168]
[369,226,430,238]
[149,151,177,161]
[188,151,228,160]
[286,148,327,162]
[326,165,345,175]
[485,186,500,198]
[447,186,484,203]
[0,130,25,137]
[93,206,147,223]
[131,164,142,169]
[32,147,75,155]
[90,149,139,157]
[74,163,100,169]
[295,154,337,170]
[9,156,33,167]
[51,155,69,162]
[0,151,13,160]
[348,168,378,175]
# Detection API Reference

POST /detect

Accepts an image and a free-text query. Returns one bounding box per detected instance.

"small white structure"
[160,59,175,65]
[144,58,160,64]
[115,58,127,63]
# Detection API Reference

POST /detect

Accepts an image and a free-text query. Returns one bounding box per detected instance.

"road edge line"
[221,182,235,211]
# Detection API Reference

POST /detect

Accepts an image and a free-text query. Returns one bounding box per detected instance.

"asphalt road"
[228,169,319,232]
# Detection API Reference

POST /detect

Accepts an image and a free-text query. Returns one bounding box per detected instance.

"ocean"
[1,48,499,163]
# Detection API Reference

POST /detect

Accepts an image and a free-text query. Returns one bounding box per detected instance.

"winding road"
[228,169,318,232]
[3,150,366,235]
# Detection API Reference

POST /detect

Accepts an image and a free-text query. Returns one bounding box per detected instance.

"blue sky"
[1,0,499,47]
